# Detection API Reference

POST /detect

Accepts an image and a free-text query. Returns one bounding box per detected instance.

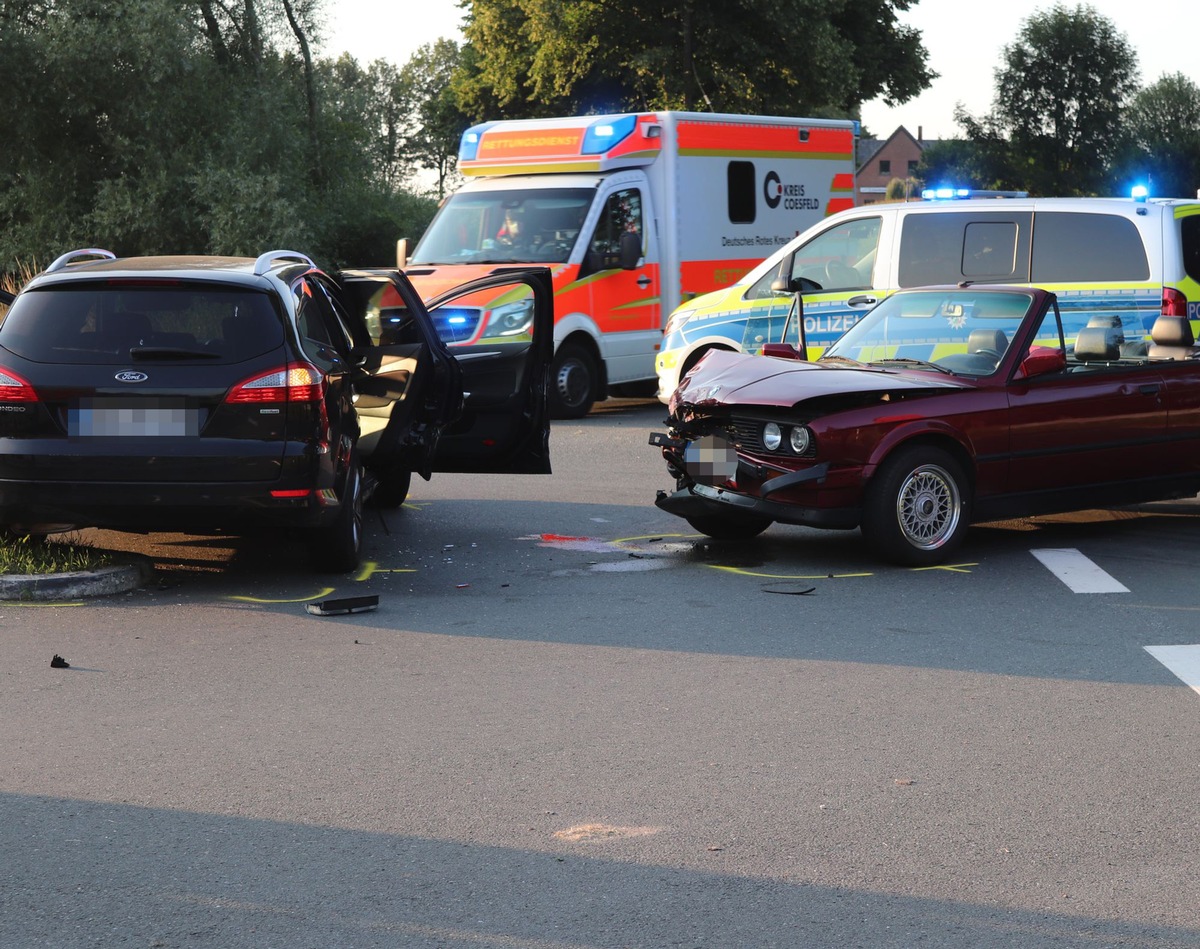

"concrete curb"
[0,559,153,601]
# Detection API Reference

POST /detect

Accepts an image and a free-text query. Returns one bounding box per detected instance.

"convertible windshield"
[820,288,1035,376]
[410,188,593,265]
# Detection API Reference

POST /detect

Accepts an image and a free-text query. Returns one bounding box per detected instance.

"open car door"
[335,266,552,483]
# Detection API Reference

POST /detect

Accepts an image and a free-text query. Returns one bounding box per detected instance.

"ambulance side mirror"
[618,231,641,270]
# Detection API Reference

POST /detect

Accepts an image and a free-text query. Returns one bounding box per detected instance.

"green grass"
[0,533,116,575]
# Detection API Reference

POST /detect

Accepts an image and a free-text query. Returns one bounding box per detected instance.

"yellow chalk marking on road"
[707,565,873,580]
[228,587,336,604]
[611,532,696,547]
[354,562,418,582]
[3,601,84,607]
[911,563,977,573]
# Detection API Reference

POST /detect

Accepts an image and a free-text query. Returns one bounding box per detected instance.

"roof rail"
[254,250,316,276]
[45,248,117,273]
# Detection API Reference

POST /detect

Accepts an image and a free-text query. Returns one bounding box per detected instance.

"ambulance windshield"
[411,188,594,266]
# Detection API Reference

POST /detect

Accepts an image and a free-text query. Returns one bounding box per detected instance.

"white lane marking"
[1031,548,1130,593]
[1145,645,1200,697]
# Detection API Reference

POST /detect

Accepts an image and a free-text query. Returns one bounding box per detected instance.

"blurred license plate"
[70,403,199,437]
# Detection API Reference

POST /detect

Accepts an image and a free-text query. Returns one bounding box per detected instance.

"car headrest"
[1074,326,1122,362]
[1151,315,1194,347]
[967,328,1008,353]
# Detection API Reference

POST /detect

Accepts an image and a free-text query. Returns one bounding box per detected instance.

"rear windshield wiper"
[129,346,221,360]
[870,357,953,375]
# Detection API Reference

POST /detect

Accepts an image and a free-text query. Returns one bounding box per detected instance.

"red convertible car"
[651,285,1200,565]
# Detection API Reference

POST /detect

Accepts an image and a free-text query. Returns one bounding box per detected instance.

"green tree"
[961,3,1139,196]
[401,40,472,198]
[1118,72,1200,197]
[0,0,436,271]
[455,0,935,119]
[917,119,1014,194]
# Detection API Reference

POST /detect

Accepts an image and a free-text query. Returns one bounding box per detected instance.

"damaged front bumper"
[651,427,860,531]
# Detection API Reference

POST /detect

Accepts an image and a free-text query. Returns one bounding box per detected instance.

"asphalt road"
[3,397,1200,948]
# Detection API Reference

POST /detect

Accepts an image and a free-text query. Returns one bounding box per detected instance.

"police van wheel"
[551,343,597,419]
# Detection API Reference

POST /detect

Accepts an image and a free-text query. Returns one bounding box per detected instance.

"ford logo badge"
[115,371,148,383]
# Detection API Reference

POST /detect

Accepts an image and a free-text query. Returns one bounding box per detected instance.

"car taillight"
[226,363,325,403]
[0,367,38,402]
[1162,287,1189,317]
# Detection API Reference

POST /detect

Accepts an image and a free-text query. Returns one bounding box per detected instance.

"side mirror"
[761,342,804,360]
[770,275,824,295]
[396,238,410,269]
[618,231,641,270]
[1014,345,1066,380]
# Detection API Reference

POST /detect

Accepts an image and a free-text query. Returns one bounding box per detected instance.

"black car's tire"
[312,458,364,573]
[862,445,969,566]
[685,512,772,540]
[367,469,412,509]
[551,342,598,419]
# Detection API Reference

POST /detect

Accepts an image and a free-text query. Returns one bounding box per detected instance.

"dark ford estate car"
[652,285,1200,565]
[0,249,552,571]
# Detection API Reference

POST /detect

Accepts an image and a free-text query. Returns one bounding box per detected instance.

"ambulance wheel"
[551,343,597,419]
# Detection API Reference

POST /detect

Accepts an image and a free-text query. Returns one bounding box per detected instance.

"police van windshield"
[411,188,594,265]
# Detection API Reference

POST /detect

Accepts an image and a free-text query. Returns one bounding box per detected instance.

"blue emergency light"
[581,114,637,154]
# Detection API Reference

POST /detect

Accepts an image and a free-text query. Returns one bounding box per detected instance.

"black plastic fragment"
[305,595,380,616]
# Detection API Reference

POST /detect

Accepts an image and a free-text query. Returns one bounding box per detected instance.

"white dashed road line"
[1031,548,1130,593]
[1144,645,1200,697]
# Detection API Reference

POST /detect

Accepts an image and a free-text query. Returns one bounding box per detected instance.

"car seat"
[1147,315,1197,360]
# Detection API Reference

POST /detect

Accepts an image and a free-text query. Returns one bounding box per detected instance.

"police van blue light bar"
[922,187,972,200]
[921,187,1030,200]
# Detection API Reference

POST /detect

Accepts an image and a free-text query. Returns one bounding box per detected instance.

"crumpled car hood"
[672,349,970,410]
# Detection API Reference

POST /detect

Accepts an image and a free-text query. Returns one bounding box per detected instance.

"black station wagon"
[0,249,552,570]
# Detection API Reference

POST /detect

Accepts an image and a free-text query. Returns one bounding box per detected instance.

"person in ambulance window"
[494,207,523,247]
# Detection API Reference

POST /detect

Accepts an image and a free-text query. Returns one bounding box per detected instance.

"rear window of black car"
[0,283,284,364]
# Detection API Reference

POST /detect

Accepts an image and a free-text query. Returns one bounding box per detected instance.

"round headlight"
[789,426,811,454]
[762,422,782,451]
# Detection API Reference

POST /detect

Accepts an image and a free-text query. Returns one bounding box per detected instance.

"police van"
[656,195,1200,400]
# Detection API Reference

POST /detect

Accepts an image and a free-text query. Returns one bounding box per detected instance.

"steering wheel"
[535,241,569,260]
[824,260,860,288]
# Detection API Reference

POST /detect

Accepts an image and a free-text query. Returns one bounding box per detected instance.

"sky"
[323,0,1200,142]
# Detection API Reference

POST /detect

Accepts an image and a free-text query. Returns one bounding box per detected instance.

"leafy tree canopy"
[0,0,435,271]
[454,0,935,119]
[958,3,1139,196]
[1116,72,1200,198]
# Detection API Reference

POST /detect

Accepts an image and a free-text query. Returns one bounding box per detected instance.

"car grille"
[728,416,817,458]
[729,417,766,452]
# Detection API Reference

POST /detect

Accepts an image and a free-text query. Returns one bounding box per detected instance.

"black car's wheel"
[312,458,364,573]
[685,512,772,540]
[862,445,969,566]
[367,469,412,509]
[551,342,598,419]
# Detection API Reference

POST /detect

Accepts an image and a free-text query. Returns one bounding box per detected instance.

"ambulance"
[397,112,859,417]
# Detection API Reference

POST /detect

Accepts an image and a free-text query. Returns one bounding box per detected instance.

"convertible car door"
[1005,364,1168,496]
[335,267,552,477]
